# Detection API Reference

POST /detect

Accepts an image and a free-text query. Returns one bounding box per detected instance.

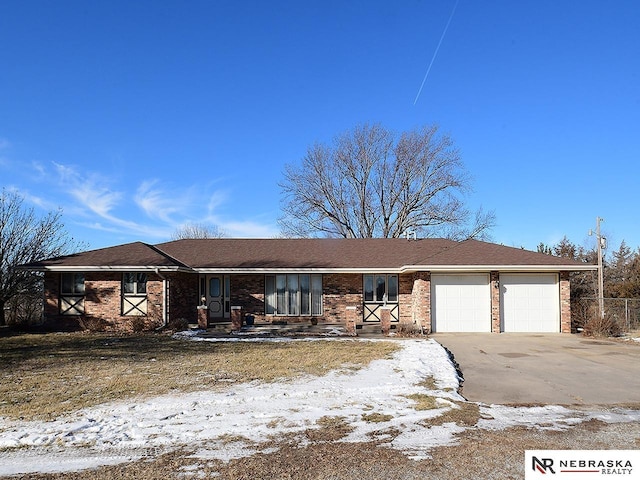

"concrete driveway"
[431,333,640,405]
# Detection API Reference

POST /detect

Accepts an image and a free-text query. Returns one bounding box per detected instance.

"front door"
[205,275,230,322]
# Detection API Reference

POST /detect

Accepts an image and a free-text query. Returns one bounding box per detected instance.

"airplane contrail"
[413,0,460,105]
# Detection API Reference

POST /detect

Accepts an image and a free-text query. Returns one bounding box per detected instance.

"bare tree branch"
[171,223,227,240]
[0,189,85,325]
[279,123,495,239]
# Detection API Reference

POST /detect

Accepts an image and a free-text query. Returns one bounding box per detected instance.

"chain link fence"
[573,297,640,334]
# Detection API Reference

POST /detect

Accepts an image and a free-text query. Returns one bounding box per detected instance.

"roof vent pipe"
[404,230,417,241]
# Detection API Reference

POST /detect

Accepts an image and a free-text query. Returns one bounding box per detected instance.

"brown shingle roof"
[23,238,595,272]
[23,242,187,270]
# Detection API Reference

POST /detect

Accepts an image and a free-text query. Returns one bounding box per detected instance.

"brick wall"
[231,274,265,320]
[409,272,431,332]
[44,271,165,333]
[228,273,363,324]
[490,271,500,333]
[166,272,199,324]
[323,274,362,323]
[43,269,577,333]
[398,274,415,324]
[560,271,571,333]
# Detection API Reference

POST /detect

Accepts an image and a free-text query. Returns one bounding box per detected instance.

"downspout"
[155,269,168,330]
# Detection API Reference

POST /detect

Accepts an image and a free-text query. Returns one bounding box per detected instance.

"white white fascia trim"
[399,264,598,273]
[27,266,190,273]
[194,264,597,274]
[192,267,401,274]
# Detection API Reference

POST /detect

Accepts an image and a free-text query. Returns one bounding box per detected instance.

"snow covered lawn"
[1,337,639,477]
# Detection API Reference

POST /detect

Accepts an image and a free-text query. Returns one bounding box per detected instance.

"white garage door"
[500,274,559,332]
[431,274,491,332]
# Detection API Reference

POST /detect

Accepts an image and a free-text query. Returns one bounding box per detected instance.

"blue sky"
[1,0,638,255]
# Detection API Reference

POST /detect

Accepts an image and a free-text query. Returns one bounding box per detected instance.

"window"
[60,272,85,315]
[123,272,147,295]
[363,274,398,303]
[61,273,85,296]
[122,272,148,316]
[265,274,322,316]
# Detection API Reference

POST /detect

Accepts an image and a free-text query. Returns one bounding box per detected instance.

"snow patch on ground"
[1,337,638,476]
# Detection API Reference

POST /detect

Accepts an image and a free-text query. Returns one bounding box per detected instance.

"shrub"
[79,316,108,332]
[167,317,190,332]
[130,317,148,333]
[396,322,424,337]
[582,314,623,337]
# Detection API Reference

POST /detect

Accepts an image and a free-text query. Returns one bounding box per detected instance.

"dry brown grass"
[14,420,640,480]
[306,415,355,442]
[362,412,394,423]
[421,400,481,428]
[0,332,399,421]
[403,393,438,411]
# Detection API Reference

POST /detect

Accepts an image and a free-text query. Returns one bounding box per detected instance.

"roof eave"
[193,264,597,274]
[19,265,192,273]
[400,264,598,273]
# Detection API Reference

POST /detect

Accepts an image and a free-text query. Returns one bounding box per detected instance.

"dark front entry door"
[205,275,230,322]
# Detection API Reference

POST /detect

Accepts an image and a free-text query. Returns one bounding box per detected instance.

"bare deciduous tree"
[171,222,227,240]
[279,123,495,239]
[0,189,84,326]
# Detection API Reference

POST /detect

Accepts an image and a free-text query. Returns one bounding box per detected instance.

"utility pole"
[589,217,606,319]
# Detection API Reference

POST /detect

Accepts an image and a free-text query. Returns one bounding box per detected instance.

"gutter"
[190,264,598,275]
[154,268,169,330]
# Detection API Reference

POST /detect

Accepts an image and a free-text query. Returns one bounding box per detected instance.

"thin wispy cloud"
[54,162,123,219]
[77,219,172,240]
[134,179,204,225]
[8,158,279,244]
[221,219,280,238]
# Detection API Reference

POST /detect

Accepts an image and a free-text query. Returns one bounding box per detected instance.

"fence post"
[625,298,629,331]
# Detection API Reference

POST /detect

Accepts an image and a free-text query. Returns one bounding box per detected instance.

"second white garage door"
[500,273,559,332]
[431,274,491,332]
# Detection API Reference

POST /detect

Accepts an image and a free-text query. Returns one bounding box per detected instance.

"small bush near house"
[395,322,424,337]
[167,317,189,332]
[4,292,43,327]
[79,316,109,332]
[582,314,623,338]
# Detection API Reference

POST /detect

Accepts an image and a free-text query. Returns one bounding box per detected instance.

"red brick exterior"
[560,271,571,333]
[345,306,357,335]
[44,271,164,333]
[231,274,265,319]
[490,271,500,333]
[42,269,575,333]
[166,272,199,324]
[322,274,363,323]
[380,307,391,335]
[409,272,431,333]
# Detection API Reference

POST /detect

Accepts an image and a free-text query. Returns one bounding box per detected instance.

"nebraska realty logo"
[525,451,640,479]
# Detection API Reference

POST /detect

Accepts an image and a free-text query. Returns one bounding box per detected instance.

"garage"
[500,273,560,332]
[431,274,491,332]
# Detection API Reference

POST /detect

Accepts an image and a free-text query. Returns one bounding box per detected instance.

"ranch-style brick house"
[24,238,597,334]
